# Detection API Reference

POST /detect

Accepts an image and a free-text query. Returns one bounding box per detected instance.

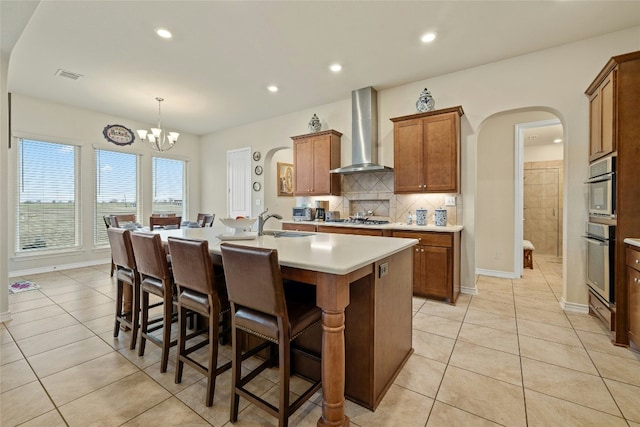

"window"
[152,157,185,217]
[16,139,80,253]
[95,149,138,245]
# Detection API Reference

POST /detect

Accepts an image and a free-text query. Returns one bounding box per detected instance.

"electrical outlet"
[445,196,456,206]
[256,199,261,206]
[379,262,388,278]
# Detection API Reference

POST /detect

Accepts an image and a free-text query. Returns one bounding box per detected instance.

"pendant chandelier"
[136,97,179,152]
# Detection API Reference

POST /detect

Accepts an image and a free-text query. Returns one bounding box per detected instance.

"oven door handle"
[584,236,609,247]
[585,172,614,184]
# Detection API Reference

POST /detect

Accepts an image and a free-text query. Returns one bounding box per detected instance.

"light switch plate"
[445,196,456,206]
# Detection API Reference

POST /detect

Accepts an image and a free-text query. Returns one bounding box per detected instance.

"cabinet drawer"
[626,247,640,272]
[317,225,383,236]
[392,231,452,247]
[589,291,614,331]
[283,223,316,232]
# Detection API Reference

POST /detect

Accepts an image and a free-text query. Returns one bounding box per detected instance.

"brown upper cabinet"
[391,106,464,194]
[587,67,616,161]
[291,130,342,196]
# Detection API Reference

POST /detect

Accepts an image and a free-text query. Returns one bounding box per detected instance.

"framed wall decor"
[103,124,135,146]
[277,162,294,197]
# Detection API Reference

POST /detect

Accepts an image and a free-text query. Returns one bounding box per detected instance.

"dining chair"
[167,236,232,407]
[103,215,115,277]
[149,215,182,230]
[110,214,137,228]
[107,227,140,350]
[130,232,178,373]
[220,243,322,427]
[196,213,215,227]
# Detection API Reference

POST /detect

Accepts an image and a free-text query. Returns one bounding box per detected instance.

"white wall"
[525,143,564,162]
[476,110,557,273]
[201,27,640,307]
[7,94,202,275]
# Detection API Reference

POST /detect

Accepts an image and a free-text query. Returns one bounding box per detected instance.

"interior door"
[227,147,252,219]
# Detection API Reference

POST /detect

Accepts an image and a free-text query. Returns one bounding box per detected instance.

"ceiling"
[4,1,640,136]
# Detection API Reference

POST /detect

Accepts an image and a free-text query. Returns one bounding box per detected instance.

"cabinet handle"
[635,259,639,264]
[421,248,424,252]
[415,248,419,252]
[635,277,639,283]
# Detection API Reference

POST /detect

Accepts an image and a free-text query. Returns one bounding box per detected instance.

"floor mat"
[8,280,40,294]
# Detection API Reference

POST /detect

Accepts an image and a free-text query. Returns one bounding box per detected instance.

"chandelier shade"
[137,97,179,152]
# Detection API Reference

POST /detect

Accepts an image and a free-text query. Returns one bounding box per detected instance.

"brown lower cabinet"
[392,230,460,304]
[287,248,414,411]
[626,245,640,350]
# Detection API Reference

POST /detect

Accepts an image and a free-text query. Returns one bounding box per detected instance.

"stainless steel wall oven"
[585,222,615,304]
[586,156,616,219]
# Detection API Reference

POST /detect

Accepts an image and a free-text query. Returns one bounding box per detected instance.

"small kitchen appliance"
[292,207,313,222]
[325,211,340,222]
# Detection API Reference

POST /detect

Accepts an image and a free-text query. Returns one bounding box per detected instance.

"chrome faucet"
[258,209,283,236]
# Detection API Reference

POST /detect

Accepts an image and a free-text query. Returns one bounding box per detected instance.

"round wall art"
[103,124,135,146]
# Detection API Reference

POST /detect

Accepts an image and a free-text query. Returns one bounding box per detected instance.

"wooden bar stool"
[130,232,177,372]
[107,228,140,350]
[167,236,231,407]
[220,243,322,427]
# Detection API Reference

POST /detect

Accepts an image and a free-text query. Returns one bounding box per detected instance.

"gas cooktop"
[325,218,390,225]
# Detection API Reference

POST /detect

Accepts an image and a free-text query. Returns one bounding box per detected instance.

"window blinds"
[95,149,138,245]
[17,139,79,252]
[152,157,185,217]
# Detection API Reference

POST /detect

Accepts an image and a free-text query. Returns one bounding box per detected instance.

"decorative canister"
[415,208,428,226]
[416,88,435,113]
[434,208,447,226]
[308,114,321,133]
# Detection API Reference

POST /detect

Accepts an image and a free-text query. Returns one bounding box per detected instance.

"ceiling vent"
[54,69,82,80]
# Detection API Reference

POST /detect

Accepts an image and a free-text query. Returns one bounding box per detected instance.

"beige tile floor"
[2,255,640,426]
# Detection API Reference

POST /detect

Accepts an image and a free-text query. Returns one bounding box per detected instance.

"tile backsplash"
[298,171,460,225]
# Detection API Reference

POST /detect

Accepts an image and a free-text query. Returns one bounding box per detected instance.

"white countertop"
[283,220,464,233]
[154,226,418,275]
[624,238,640,248]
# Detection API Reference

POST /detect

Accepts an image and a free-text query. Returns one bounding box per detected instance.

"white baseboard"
[9,258,111,278]
[460,285,478,295]
[475,268,519,279]
[0,310,13,323]
[560,297,589,314]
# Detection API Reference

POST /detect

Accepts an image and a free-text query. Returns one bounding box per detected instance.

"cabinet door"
[294,139,313,194]
[589,90,602,160]
[423,113,459,192]
[630,267,640,350]
[394,119,424,193]
[312,135,331,194]
[589,71,616,161]
[600,72,615,157]
[422,245,452,299]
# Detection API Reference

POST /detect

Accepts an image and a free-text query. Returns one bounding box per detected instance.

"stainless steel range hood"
[330,86,393,174]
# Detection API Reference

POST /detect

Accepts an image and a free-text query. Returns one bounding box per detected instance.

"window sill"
[12,247,86,262]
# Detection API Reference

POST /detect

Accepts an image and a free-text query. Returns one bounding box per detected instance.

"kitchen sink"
[263,231,315,238]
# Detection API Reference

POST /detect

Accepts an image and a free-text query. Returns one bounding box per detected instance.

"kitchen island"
[155,227,417,427]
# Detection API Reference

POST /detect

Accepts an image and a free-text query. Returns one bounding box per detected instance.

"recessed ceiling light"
[420,32,437,43]
[267,85,279,93]
[553,138,562,143]
[330,63,342,73]
[155,27,173,39]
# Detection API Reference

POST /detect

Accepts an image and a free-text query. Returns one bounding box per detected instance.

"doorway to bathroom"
[517,119,564,267]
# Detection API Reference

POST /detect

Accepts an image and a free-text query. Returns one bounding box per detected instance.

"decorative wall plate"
[253,181,262,191]
[255,165,263,175]
[103,124,135,146]
[252,151,261,161]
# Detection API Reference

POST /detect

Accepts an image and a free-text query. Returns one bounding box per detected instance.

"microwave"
[586,156,616,219]
[292,207,313,221]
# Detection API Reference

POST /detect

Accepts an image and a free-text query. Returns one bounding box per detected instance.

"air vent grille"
[54,69,82,80]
